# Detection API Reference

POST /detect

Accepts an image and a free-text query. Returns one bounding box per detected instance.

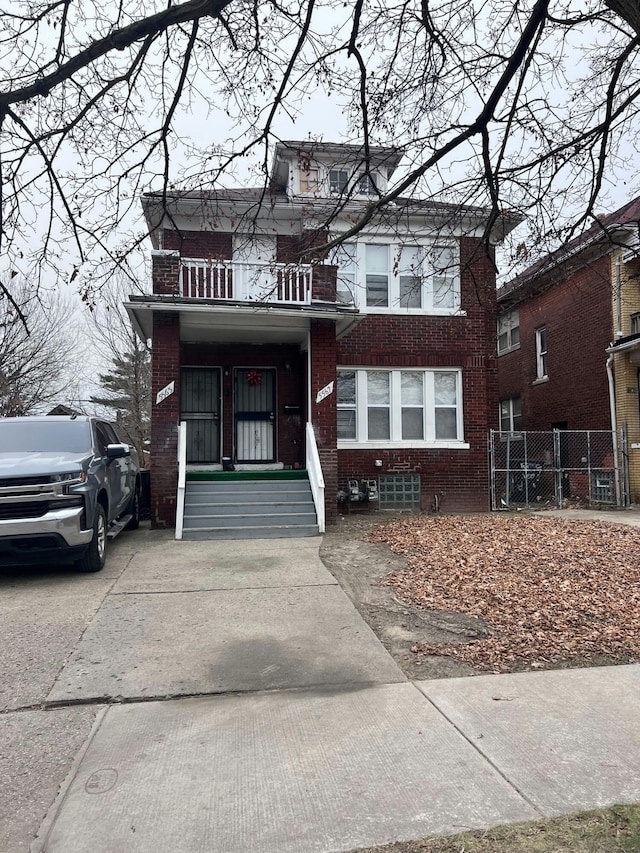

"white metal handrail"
[180,258,312,305]
[175,420,187,540]
[305,421,325,533]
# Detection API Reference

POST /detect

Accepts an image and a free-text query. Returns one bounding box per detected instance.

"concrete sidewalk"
[30,533,640,853]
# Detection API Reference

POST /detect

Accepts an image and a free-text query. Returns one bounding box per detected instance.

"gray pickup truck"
[0,416,141,572]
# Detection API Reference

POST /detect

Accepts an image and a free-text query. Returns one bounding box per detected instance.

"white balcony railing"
[180,258,312,305]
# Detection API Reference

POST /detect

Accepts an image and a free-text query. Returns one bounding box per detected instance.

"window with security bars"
[379,474,421,508]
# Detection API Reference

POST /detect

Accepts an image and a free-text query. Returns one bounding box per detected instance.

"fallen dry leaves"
[368,514,640,672]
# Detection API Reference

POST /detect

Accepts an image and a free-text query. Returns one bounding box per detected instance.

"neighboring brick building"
[497,194,640,502]
[127,141,519,534]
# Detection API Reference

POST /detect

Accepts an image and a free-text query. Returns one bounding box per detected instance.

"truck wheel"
[76,504,107,573]
[125,482,140,531]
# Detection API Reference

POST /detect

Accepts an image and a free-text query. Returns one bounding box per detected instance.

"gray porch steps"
[182,476,319,540]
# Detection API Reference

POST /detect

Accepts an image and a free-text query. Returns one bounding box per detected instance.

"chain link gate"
[489,428,629,510]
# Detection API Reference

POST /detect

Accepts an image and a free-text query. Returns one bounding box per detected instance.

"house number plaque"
[156,380,175,405]
[316,381,334,403]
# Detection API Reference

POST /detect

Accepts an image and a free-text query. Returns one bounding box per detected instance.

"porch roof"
[125,295,360,346]
[607,331,640,355]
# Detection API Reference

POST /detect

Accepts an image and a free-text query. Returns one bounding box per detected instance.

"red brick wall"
[163,230,232,260]
[152,251,180,295]
[335,238,497,512]
[181,344,306,466]
[150,229,499,516]
[498,254,612,430]
[312,264,337,302]
[310,320,339,523]
[150,313,181,527]
[277,230,329,264]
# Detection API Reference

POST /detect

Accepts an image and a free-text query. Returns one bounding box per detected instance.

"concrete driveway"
[2,519,640,853]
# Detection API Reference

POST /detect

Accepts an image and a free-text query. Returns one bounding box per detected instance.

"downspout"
[615,254,623,339]
[606,353,622,506]
[306,329,312,426]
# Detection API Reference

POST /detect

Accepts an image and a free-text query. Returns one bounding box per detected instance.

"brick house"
[126,141,518,537]
[497,194,640,503]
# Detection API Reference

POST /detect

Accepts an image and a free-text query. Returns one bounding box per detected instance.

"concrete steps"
[181,476,319,540]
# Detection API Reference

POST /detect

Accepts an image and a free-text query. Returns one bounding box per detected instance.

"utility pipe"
[616,255,623,339]
[606,353,622,506]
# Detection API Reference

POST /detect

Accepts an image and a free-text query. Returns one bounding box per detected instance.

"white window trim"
[497,309,520,355]
[337,367,468,449]
[499,397,522,433]
[294,160,388,198]
[332,237,463,316]
[535,327,548,380]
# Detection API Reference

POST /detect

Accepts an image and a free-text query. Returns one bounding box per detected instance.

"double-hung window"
[363,242,460,311]
[357,173,377,195]
[535,327,548,379]
[499,397,522,433]
[497,309,520,354]
[366,244,390,306]
[331,239,460,313]
[399,246,423,308]
[432,246,457,310]
[337,370,357,439]
[335,243,357,304]
[299,166,319,193]
[337,368,464,445]
[329,169,349,194]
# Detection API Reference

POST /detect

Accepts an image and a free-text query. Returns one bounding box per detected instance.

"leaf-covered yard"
[368,515,640,672]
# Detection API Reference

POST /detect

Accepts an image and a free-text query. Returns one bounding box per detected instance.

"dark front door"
[180,368,221,463]
[234,368,276,462]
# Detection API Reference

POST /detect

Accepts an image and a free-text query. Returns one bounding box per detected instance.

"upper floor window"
[350,242,459,312]
[337,368,464,446]
[630,312,640,335]
[497,309,520,354]
[535,327,548,379]
[299,166,319,193]
[329,169,349,194]
[357,173,378,195]
[335,243,357,304]
[365,244,389,306]
[291,158,387,197]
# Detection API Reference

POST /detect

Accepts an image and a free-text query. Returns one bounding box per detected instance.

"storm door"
[234,368,276,462]
[180,368,221,463]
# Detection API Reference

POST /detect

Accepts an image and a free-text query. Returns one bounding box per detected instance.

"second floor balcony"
[180,258,314,305]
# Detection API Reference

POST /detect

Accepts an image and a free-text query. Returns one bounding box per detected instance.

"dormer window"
[329,169,349,194]
[299,166,319,193]
[357,173,377,196]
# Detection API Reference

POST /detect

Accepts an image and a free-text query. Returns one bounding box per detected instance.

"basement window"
[379,474,421,508]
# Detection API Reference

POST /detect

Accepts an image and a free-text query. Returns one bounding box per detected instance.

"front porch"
[177,468,320,540]
[125,244,359,534]
[179,349,306,469]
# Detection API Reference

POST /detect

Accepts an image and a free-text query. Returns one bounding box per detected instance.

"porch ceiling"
[125,298,360,345]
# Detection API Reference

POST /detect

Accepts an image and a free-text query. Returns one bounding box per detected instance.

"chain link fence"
[489,428,628,510]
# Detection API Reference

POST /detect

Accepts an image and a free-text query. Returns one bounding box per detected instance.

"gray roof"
[141,187,507,221]
[498,193,640,306]
[276,139,403,164]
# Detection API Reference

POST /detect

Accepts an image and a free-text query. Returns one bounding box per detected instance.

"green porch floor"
[185,469,309,482]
